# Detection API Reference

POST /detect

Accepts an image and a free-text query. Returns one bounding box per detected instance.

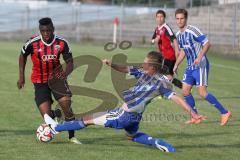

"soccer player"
[173,9,231,125]
[152,10,182,89]
[44,51,203,152]
[17,17,81,144]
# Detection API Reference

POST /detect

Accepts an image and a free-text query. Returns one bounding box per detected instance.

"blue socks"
[132,132,176,152]
[205,93,228,114]
[184,93,228,114]
[184,94,198,113]
[55,120,86,132]
[132,132,157,146]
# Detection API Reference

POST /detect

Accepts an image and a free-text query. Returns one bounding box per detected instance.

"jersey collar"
[40,34,56,46]
[179,25,188,33]
[157,23,166,30]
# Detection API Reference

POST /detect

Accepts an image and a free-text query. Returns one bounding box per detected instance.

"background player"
[173,9,231,125]
[44,51,204,152]
[17,17,81,144]
[151,10,182,89]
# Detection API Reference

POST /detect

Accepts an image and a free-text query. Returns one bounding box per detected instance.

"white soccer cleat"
[155,139,176,152]
[44,114,59,135]
[69,137,82,145]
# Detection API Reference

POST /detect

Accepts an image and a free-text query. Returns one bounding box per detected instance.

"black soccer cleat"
[53,108,62,119]
[172,78,182,89]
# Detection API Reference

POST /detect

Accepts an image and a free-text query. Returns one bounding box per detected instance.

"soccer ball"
[36,123,54,142]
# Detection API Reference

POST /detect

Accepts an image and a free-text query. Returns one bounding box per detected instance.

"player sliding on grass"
[173,9,231,125]
[44,51,204,152]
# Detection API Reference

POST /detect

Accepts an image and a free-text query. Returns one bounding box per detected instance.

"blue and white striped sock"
[55,120,86,132]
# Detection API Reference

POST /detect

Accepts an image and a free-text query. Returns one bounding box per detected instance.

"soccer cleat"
[69,137,82,145]
[54,108,62,119]
[172,78,182,89]
[155,139,176,152]
[44,114,59,134]
[220,111,231,126]
[53,107,64,123]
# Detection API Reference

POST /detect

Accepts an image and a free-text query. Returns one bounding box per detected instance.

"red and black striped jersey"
[152,23,176,61]
[21,34,72,84]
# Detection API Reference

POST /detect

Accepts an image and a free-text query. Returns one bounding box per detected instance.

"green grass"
[0,41,240,160]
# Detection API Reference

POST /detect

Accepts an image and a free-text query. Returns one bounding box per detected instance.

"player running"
[173,9,231,125]
[44,51,203,152]
[151,10,182,89]
[17,17,81,144]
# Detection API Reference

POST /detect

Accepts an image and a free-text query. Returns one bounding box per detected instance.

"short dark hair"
[147,51,168,74]
[39,17,54,27]
[156,10,166,18]
[175,8,188,19]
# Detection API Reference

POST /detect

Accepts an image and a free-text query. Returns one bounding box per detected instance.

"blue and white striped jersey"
[176,25,209,70]
[122,66,175,113]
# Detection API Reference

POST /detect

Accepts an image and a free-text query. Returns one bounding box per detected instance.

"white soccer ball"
[36,123,54,142]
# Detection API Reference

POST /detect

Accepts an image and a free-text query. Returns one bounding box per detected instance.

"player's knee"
[198,90,207,98]
[182,90,190,97]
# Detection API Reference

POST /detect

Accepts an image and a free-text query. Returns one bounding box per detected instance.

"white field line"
[211,63,239,71]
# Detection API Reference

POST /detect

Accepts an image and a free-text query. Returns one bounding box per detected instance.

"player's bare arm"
[17,54,27,89]
[173,39,180,59]
[170,94,201,120]
[64,58,74,77]
[173,49,185,73]
[102,59,129,73]
[151,29,157,44]
[194,41,211,65]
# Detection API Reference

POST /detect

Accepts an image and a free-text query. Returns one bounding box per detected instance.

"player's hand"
[102,59,112,66]
[17,78,25,89]
[154,36,160,43]
[192,114,207,123]
[193,57,201,65]
[151,39,155,44]
[173,65,178,75]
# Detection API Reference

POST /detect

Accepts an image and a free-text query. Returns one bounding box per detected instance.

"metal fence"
[0,0,239,52]
[0,1,146,32]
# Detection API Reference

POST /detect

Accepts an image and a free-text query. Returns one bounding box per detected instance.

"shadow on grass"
[0,129,34,136]
[176,143,240,149]
[203,120,240,124]
[152,131,234,139]
[50,129,237,150]
[51,135,157,151]
[195,96,240,101]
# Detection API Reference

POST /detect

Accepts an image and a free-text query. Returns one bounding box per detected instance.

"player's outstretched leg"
[44,114,59,134]
[131,132,176,152]
[44,114,86,134]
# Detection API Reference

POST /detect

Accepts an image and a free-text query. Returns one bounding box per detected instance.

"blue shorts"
[104,108,142,136]
[182,65,209,87]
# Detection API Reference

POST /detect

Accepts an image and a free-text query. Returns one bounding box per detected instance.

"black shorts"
[163,59,176,75]
[34,80,72,107]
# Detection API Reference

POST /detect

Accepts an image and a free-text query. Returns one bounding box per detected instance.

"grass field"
[0,41,239,160]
